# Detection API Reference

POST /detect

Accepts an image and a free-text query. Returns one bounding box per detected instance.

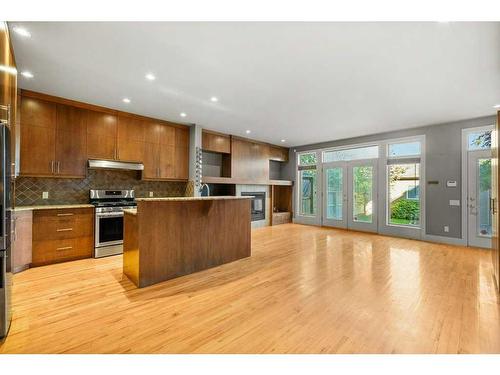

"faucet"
[199,183,210,196]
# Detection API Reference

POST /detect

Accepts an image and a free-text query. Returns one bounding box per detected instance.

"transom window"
[323,145,379,163]
[388,141,421,158]
[467,130,491,151]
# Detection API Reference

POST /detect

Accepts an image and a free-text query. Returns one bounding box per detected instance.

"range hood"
[88,159,144,171]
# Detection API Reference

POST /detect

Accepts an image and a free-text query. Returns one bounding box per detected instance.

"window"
[467,130,491,151]
[388,141,421,158]
[388,163,420,227]
[323,145,378,163]
[298,152,318,217]
[299,152,317,165]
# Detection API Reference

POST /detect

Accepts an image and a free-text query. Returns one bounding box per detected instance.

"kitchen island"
[123,196,252,288]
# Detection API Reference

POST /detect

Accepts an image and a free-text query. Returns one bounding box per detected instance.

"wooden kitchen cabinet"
[142,121,187,180]
[202,130,231,154]
[20,97,57,176]
[55,104,88,177]
[11,210,33,273]
[269,145,289,162]
[87,110,117,160]
[174,127,189,179]
[117,115,146,162]
[32,207,94,267]
[231,138,269,183]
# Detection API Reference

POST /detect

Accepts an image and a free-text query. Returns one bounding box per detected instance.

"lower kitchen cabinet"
[32,207,94,266]
[11,210,33,273]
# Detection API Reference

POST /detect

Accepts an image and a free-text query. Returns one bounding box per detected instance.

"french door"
[322,159,378,232]
[467,150,492,248]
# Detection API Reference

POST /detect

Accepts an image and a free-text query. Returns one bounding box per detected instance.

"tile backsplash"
[15,169,193,206]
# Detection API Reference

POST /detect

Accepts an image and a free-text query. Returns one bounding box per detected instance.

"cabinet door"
[87,111,117,160]
[55,104,87,177]
[174,127,189,180]
[117,116,145,162]
[269,146,289,162]
[20,97,56,176]
[143,142,160,179]
[159,145,175,178]
[12,210,33,273]
[202,131,231,154]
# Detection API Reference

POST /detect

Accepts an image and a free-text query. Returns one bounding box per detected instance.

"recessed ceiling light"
[145,73,156,81]
[210,96,218,102]
[122,98,131,103]
[245,130,251,134]
[494,104,500,109]
[13,26,31,38]
[281,139,286,143]
[180,112,187,118]
[21,71,34,78]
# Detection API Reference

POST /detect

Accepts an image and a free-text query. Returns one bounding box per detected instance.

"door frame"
[461,125,494,247]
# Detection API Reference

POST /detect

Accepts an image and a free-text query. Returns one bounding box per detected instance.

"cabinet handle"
[50,160,54,173]
[56,228,73,232]
[57,213,74,217]
[57,161,60,173]
[56,246,73,251]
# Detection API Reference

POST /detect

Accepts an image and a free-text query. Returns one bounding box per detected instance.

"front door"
[467,150,492,248]
[323,159,378,232]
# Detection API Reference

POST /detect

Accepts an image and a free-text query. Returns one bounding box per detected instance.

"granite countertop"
[13,204,95,212]
[136,196,253,202]
[123,208,137,215]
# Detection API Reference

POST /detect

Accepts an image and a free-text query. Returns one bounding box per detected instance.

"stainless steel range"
[90,189,136,258]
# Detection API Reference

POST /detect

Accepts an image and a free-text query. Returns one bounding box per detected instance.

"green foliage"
[391,199,420,221]
[299,153,317,165]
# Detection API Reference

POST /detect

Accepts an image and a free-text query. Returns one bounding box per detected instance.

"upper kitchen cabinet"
[55,104,88,177]
[117,115,146,162]
[269,145,288,162]
[231,138,269,183]
[174,127,190,180]
[20,97,57,177]
[142,121,189,181]
[87,110,117,160]
[202,130,231,154]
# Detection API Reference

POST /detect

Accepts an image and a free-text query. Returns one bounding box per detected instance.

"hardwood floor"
[1,224,499,354]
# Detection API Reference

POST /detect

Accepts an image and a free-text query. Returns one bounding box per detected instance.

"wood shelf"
[202,176,292,186]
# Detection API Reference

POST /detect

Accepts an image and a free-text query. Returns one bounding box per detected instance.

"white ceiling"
[9,22,500,147]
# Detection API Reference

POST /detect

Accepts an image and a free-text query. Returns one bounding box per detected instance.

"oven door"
[95,212,124,248]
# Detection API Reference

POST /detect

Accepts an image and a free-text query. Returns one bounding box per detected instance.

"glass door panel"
[322,163,347,228]
[467,150,492,248]
[348,160,378,232]
[352,166,373,223]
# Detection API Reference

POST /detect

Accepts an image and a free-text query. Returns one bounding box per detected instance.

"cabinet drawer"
[33,215,93,240]
[32,236,93,266]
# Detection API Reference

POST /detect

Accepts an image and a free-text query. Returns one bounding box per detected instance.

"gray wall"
[282,115,496,239]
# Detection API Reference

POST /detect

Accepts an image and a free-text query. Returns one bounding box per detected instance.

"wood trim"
[202,176,292,186]
[203,127,288,150]
[21,89,190,130]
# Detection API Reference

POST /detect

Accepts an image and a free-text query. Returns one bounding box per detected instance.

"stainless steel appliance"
[90,189,136,258]
[0,107,12,339]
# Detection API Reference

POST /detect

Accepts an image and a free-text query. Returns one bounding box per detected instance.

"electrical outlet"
[444,226,449,233]
[42,191,49,199]
[149,191,154,197]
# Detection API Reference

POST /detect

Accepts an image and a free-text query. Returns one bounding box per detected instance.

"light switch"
[449,200,460,206]
[42,192,49,199]
[149,191,154,197]
[446,180,457,187]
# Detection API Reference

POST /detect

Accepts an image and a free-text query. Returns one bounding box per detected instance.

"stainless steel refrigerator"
[0,109,12,339]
